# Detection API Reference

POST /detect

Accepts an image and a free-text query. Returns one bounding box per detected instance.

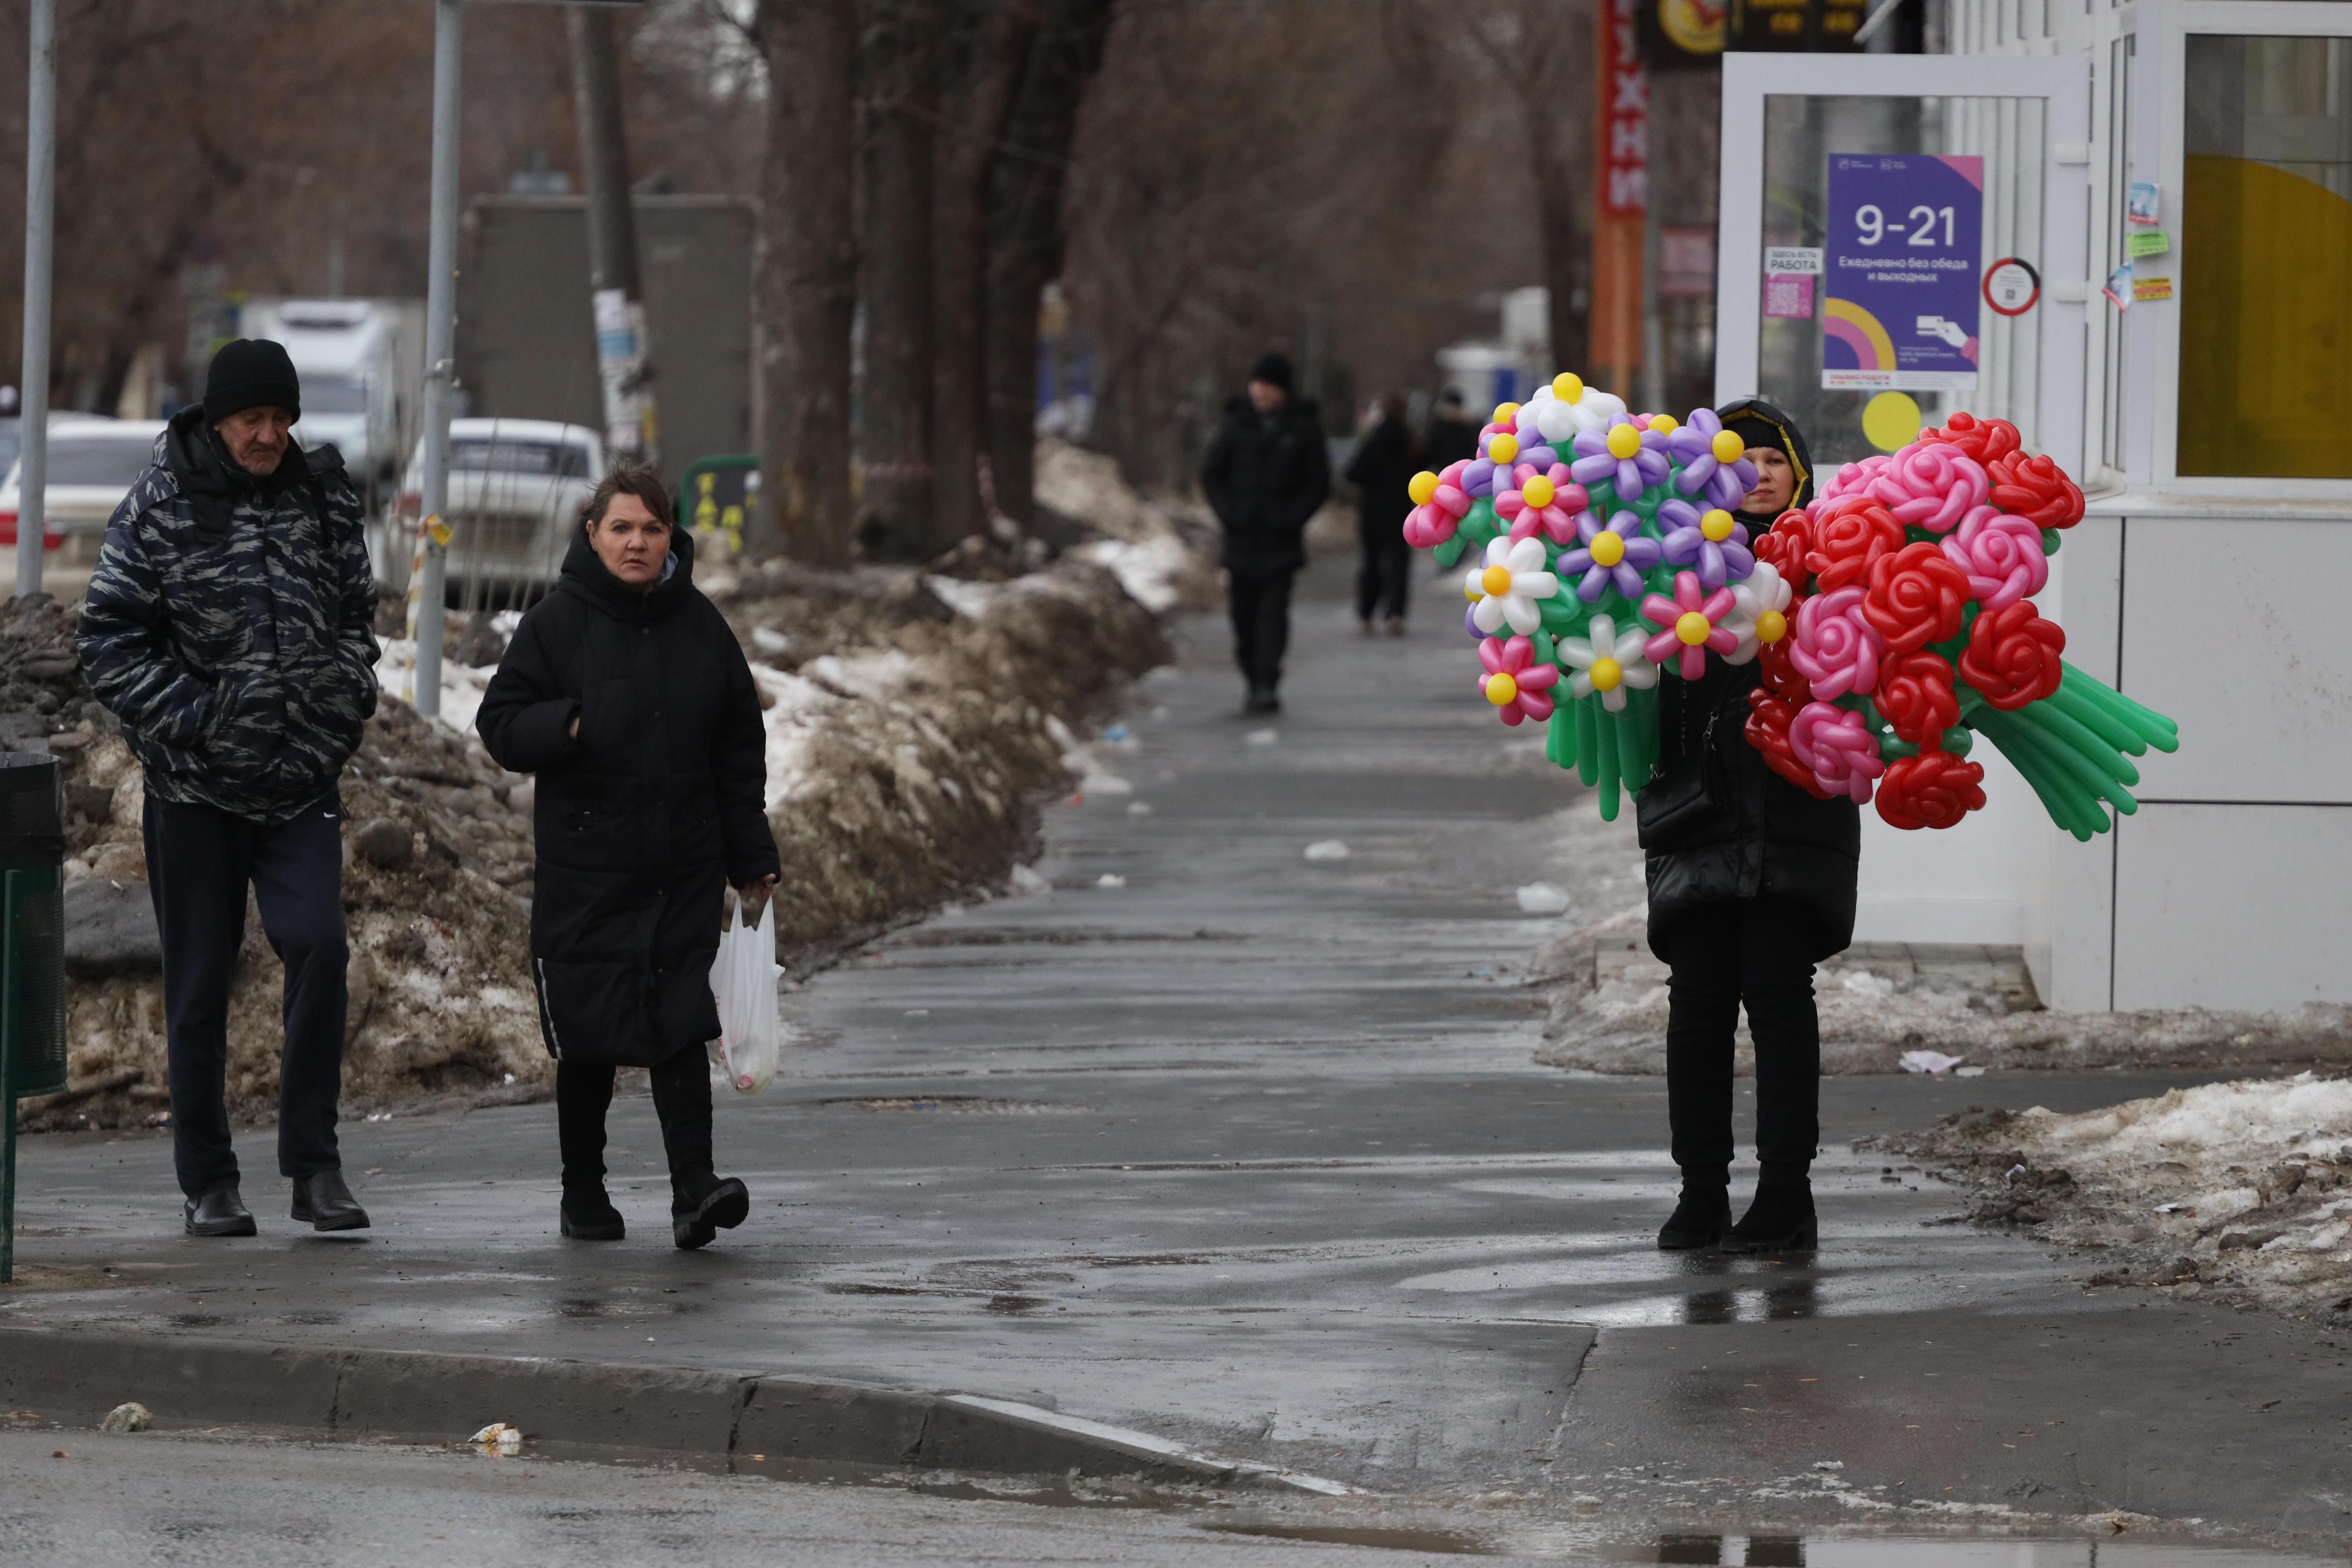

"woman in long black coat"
[477,468,780,1249]
[1638,399,1858,1255]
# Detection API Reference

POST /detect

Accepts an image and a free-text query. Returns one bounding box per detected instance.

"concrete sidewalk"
[8,562,2351,1540]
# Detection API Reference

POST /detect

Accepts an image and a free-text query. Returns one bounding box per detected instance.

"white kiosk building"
[1715,3,2349,1013]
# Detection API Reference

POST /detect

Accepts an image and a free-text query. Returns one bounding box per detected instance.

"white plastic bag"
[708,895,780,1094]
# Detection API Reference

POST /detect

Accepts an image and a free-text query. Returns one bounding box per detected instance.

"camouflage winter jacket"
[76,407,379,823]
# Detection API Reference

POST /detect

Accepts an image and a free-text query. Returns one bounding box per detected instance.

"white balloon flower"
[1557,613,1659,712]
[1719,560,1794,667]
[1464,536,1559,637]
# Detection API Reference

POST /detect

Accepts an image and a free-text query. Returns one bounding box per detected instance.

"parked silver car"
[0,416,167,566]
[374,418,604,605]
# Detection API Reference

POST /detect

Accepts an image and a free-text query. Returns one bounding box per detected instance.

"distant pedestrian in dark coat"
[476,468,780,1250]
[1343,395,1419,635]
[1639,398,1854,1257]
[1422,389,1481,472]
[77,339,380,1240]
[1199,352,1331,715]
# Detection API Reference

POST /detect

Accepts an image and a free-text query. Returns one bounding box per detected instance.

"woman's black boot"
[1722,1180,1818,1253]
[1657,1183,1732,1250]
[671,1167,750,1251]
[560,1184,626,1242]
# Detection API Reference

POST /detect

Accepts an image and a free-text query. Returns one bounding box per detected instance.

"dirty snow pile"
[1867,1075,2352,1316]
[15,452,1200,1132]
[1519,800,2351,1075]
[1034,438,1221,614]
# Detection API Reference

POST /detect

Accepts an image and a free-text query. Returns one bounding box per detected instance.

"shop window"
[2179,35,2352,478]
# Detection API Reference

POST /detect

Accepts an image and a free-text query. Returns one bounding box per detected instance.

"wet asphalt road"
[9,562,2352,1544]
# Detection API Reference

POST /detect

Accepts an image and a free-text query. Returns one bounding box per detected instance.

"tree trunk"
[979,0,1113,530]
[930,7,1033,548]
[855,0,945,561]
[751,0,859,565]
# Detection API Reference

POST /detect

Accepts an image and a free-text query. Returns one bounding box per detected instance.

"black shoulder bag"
[1636,703,1725,851]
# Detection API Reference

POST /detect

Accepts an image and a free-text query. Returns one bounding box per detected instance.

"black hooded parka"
[1638,398,1859,964]
[477,526,780,1067]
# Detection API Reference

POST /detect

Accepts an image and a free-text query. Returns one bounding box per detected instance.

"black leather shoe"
[1721,1182,1818,1253]
[1657,1186,1731,1250]
[183,1187,256,1238]
[671,1176,750,1251]
[560,1189,626,1242]
[290,1170,371,1232]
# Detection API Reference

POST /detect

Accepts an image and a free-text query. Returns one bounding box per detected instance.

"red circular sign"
[1983,257,2041,317]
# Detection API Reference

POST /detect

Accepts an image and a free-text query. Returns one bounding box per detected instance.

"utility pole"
[412,0,464,721]
[568,3,655,468]
[14,0,54,601]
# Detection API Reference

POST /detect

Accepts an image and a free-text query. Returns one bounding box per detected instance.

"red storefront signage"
[1602,0,1649,217]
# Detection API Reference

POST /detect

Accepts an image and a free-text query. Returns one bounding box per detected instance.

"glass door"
[1716,55,2093,475]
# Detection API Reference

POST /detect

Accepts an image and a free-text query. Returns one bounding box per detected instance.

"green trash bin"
[1,751,67,1284]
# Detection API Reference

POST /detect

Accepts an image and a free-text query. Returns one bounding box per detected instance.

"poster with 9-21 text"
[1823,153,1984,392]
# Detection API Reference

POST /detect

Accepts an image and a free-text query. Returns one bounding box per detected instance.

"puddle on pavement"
[1199,1520,1497,1552]
[1194,1520,2338,1564]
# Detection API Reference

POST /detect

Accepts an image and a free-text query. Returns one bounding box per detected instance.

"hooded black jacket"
[476,526,780,1067]
[1200,393,1331,576]
[1637,398,1857,963]
[77,407,376,822]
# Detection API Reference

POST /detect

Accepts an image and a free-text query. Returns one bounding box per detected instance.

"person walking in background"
[1200,352,1330,716]
[1344,394,1420,636]
[1638,397,1854,1255]
[477,468,779,1250]
[1422,387,1480,472]
[76,339,381,1238]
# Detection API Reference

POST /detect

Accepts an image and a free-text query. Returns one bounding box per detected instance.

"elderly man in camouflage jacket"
[77,339,380,1237]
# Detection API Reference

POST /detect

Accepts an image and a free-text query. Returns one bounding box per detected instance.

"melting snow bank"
[1866,1075,2352,1317]
[21,473,1196,1131]
[1522,799,2352,1076]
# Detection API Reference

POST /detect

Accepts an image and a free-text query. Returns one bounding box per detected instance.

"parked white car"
[0,416,166,566]
[374,419,604,604]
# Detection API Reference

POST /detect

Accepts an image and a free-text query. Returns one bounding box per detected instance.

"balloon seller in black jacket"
[477,468,781,1249]
[1638,399,1858,1255]
[1199,352,1331,715]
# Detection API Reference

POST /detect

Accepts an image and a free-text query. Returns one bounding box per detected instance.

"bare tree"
[750,0,858,564]
[978,0,1112,529]
[928,2,1032,548]
[855,0,951,560]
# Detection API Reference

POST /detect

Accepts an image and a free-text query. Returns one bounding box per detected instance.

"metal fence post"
[14,0,56,601]
[413,0,464,720]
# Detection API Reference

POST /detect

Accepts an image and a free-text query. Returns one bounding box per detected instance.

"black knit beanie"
[203,339,302,423]
[1248,352,1294,392]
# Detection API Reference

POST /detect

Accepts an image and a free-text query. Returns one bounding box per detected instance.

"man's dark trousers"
[1228,567,1296,695]
[143,790,350,1199]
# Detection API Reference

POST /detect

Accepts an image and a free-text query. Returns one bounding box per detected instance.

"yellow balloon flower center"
[1700,508,1735,542]
[1676,610,1712,646]
[1552,372,1583,402]
[1711,429,1746,464]
[1755,608,1788,644]
[1480,565,1514,597]
[1485,671,1519,707]
[1605,424,1641,461]
[1588,531,1625,567]
[1589,657,1622,692]
[1489,432,1520,464]
[1492,402,1521,429]
[1408,470,1439,506]
[1649,414,1679,435]
[1521,474,1556,509]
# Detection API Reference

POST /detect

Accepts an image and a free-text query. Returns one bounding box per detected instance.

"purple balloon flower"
[1662,408,1760,510]
[1571,415,1671,501]
[1657,498,1756,593]
[1560,508,1663,602]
